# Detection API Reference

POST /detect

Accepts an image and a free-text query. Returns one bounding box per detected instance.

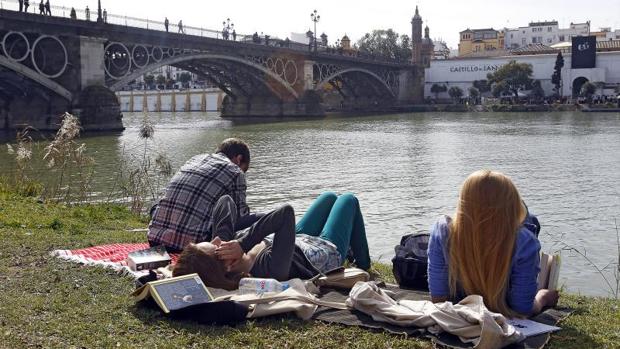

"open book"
[132,274,213,313]
[507,318,560,337]
[537,252,561,291]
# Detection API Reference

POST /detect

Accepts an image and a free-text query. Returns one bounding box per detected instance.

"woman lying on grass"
[427,170,559,317]
[173,192,371,290]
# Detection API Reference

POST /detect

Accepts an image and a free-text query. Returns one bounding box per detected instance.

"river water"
[2,111,620,297]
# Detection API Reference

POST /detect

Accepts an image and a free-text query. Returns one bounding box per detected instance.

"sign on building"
[571,36,596,69]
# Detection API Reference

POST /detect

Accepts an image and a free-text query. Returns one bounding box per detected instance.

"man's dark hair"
[216,138,250,164]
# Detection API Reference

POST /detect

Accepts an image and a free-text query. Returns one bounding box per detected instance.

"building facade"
[425,45,620,99]
[458,28,505,56]
[504,21,591,49]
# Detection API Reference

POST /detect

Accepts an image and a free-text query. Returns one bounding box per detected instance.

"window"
[548,27,553,32]
[559,35,565,41]
[522,38,526,44]
[532,37,537,43]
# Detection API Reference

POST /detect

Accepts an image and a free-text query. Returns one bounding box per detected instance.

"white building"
[432,39,452,60]
[504,21,591,49]
[425,44,620,98]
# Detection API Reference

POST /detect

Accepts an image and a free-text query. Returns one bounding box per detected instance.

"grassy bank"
[0,191,618,348]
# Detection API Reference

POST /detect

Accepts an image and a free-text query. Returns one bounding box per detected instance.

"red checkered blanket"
[52,243,179,278]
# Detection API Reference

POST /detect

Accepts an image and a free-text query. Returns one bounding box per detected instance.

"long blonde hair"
[448,170,526,317]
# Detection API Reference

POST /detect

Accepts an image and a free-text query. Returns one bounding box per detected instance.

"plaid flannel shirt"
[147,153,249,251]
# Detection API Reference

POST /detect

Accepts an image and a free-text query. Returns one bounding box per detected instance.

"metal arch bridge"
[0,2,422,127]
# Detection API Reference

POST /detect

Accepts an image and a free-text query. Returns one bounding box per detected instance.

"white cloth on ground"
[345,281,524,349]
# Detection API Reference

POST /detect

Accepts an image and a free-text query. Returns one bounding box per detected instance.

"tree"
[487,60,534,99]
[492,81,509,98]
[143,74,155,88]
[551,52,564,95]
[356,29,411,61]
[473,80,491,94]
[468,87,480,104]
[178,72,192,87]
[530,80,545,102]
[580,81,597,103]
[430,83,447,99]
[155,74,166,86]
[448,86,463,104]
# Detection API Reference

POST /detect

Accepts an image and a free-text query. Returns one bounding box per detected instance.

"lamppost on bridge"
[310,9,320,52]
[222,18,234,40]
[97,0,102,23]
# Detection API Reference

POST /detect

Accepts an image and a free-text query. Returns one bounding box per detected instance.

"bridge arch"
[315,68,395,98]
[0,55,72,101]
[108,53,300,100]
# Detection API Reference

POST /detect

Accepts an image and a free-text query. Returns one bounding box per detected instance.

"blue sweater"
[427,215,541,314]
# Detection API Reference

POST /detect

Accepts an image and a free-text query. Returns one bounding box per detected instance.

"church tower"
[411,6,423,64]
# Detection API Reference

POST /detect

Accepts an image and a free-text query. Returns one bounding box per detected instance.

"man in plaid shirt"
[147,138,252,252]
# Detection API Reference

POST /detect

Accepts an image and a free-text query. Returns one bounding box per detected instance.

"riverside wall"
[115,88,225,113]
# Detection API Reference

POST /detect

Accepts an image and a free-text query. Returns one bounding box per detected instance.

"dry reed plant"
[114,114,172,214]
[4,127,42,196]
[43,113,94,203]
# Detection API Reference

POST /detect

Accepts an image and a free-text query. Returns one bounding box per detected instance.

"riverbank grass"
[0,192,618,348]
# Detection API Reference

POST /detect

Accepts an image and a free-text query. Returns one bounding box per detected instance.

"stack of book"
[126,246,171,271]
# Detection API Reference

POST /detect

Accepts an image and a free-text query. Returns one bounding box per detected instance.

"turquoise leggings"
[295,192,371,270]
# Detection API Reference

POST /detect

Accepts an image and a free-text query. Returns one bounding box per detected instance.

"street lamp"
[310,10,320,52]
[222,18,234,40]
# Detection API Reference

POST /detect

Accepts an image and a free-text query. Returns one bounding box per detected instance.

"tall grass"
[4,127,42,197]
[113,114,172,214]
[552,222,620,299]
[42,113,95,203]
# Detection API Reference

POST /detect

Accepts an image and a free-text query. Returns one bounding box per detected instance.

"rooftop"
[460,28,498,34]
[529,21,559,27]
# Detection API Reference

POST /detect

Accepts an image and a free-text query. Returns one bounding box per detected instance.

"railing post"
[146,18,149,29]
[124,16,127,26]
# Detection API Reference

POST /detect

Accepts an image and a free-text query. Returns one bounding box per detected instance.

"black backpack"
[392,233,429,290]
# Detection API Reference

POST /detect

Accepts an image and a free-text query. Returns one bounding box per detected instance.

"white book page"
[508,319,561,337]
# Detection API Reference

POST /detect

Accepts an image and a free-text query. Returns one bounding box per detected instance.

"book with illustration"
[132,273,214,313]
[537,252,561,291]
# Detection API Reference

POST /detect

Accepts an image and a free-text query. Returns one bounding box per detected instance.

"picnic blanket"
[52,244,570,348]
[51,243,179,279]
[314,285,571,349]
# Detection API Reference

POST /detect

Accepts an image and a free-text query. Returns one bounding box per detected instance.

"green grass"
[0,192,618,348]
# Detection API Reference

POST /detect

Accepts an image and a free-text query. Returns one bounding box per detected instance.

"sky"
[67,0,620,48]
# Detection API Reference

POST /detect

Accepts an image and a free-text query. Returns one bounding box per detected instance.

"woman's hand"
[216,240,244,261]
[531,289,560,314]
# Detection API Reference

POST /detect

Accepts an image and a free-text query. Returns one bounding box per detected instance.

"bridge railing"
[0,0,412,66]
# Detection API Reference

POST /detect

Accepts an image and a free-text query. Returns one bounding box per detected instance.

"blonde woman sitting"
[427,170,559,317]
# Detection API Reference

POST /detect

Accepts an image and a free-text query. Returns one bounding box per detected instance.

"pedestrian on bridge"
[103,9,107,23]
[85,6,90,21]
[44,0,51,16]
[164,17,169,32]
[178,20,184,34]
[18,0,23,12]
[70,7,76,19]
[232,29,237,41]
[24,0,29,12]
[38,0,44,15]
